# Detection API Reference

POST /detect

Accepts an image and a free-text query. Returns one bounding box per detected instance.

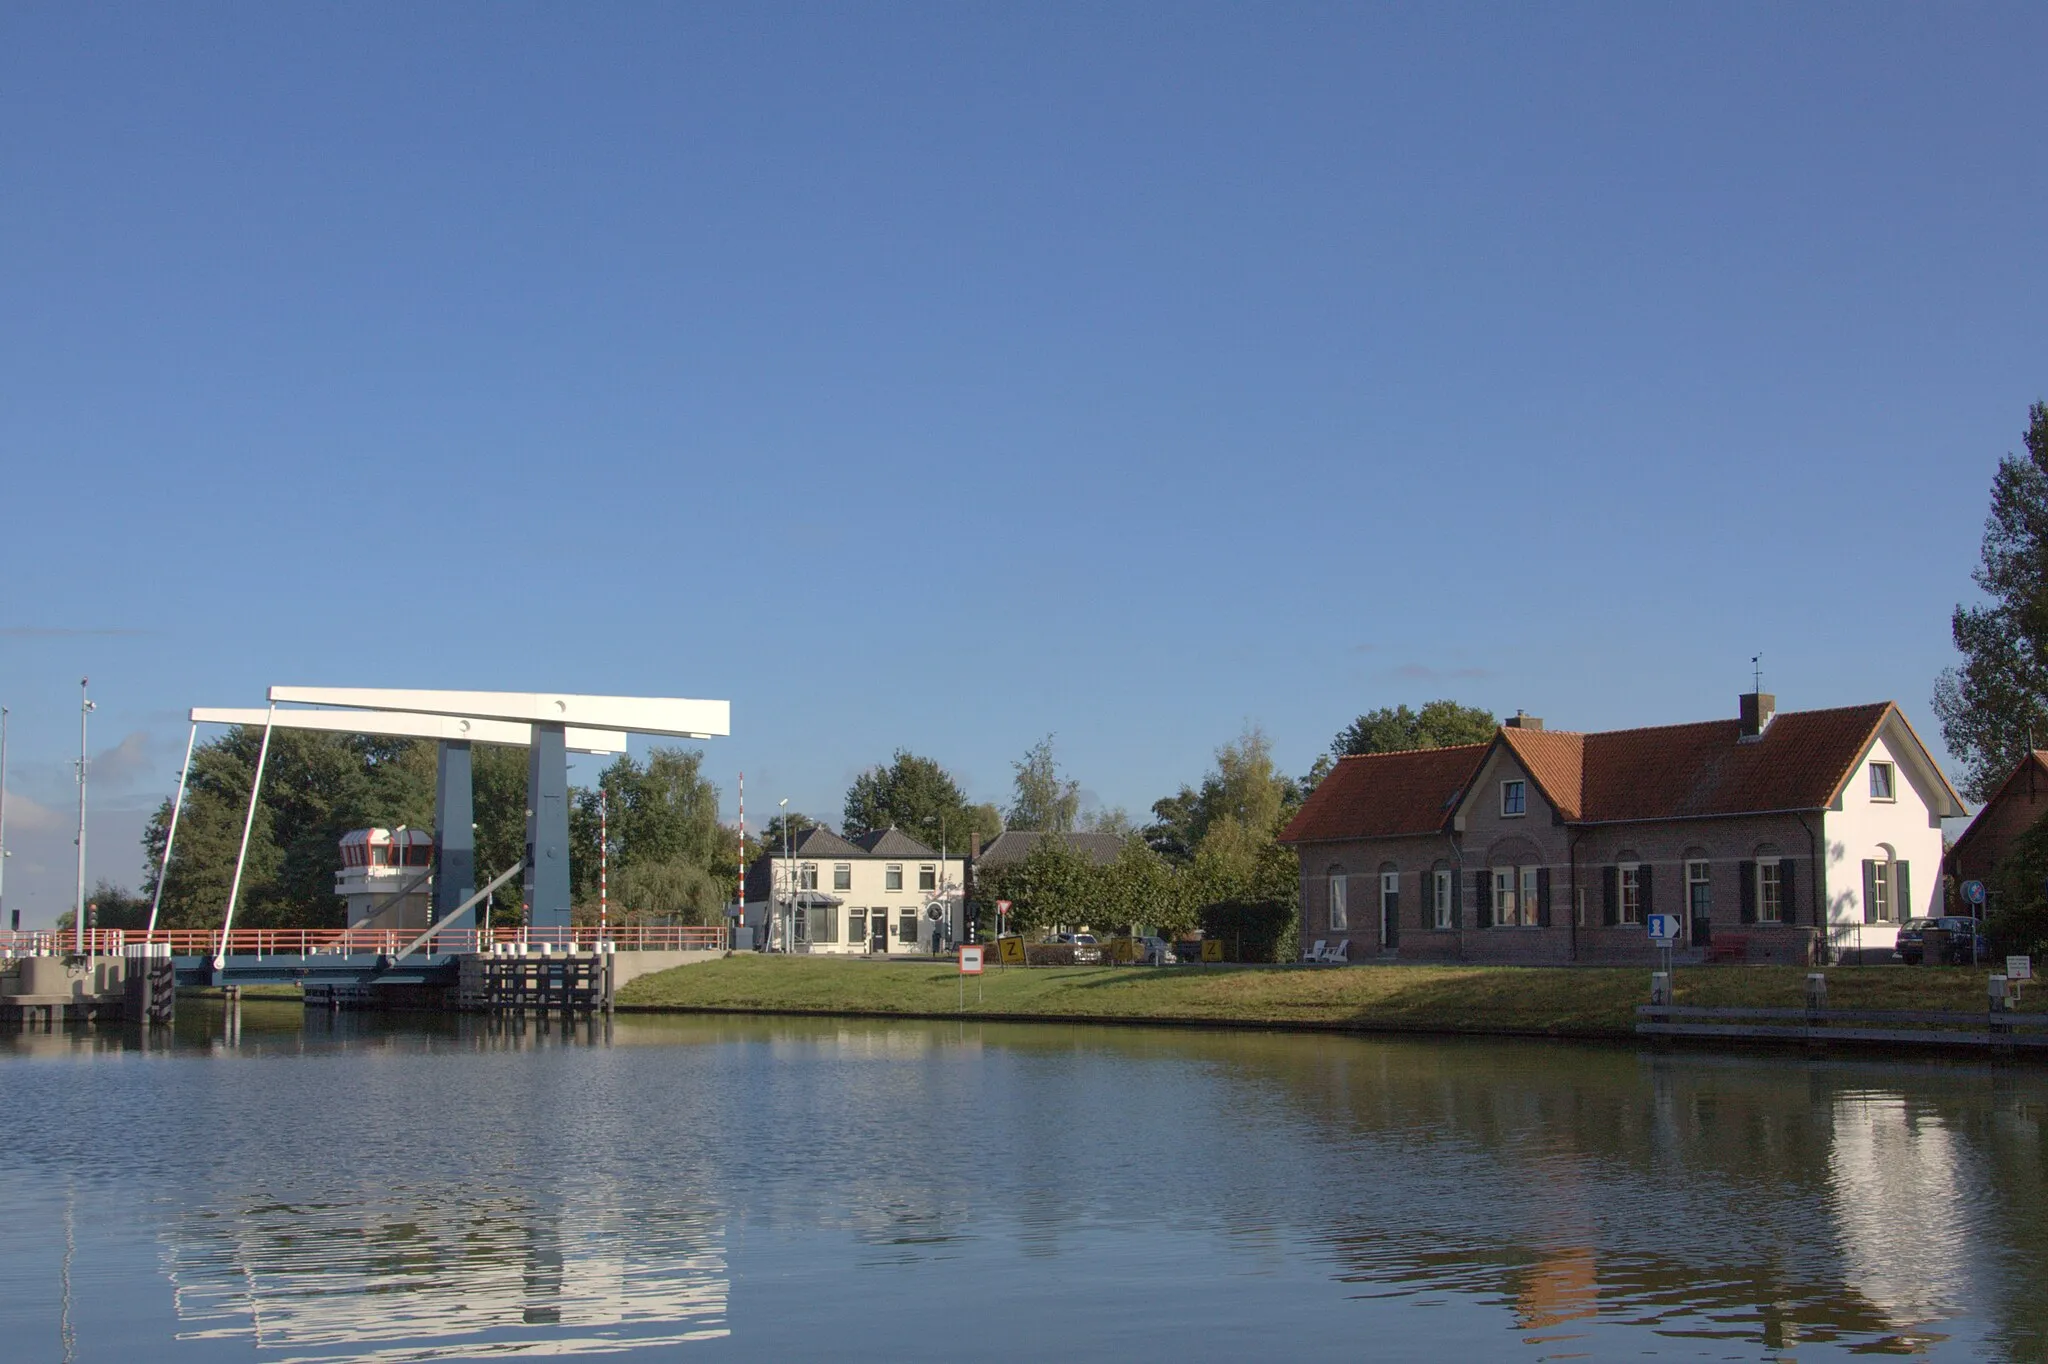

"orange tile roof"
[1279,744,1485,843]
[1283,703,1924,842]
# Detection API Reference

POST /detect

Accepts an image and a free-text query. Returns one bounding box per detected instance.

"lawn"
[616,954,2043,1039]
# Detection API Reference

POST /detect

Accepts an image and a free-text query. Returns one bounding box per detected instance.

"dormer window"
[1501,780,1526,817]
[1869,762,1895,802]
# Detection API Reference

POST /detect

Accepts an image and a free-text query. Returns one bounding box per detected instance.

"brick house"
[1278,694,1964,966]
[1945,751,2048,908]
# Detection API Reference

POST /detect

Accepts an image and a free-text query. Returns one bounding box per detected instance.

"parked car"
[1136,935,1177,965]
[1894,916,1989,965]
[1067,932,1101,964]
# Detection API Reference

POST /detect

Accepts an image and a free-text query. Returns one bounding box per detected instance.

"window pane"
[1620,868,1641,924]
[833,864,851,891]
[886,865,903,891]
[849,909,867,943]
[1330,875,1348,931]
[898,909,917,941]
[1760,862,1782,922]
[919,865,937,891]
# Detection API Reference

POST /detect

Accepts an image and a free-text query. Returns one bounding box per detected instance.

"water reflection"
[0,1013,2043,1360]
[164,1193,727,1360]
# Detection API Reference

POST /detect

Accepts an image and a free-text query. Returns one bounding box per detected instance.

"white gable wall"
[1821,729,1946,954]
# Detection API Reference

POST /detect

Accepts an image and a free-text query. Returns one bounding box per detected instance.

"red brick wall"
[1950,763,2048,889]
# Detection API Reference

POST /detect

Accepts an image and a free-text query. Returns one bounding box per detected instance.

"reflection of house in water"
[162,1190,729,1359]
[1828,1093,1974,1331]
[1514,1246,1597,1335]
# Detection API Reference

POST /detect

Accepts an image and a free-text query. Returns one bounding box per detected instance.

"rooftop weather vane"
[1752,653,1763,693]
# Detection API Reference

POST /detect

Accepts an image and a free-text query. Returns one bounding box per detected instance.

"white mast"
[0,704,10,931]
[75,678,95,953]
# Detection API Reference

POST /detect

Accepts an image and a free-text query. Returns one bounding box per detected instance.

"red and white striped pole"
[598,786,608,942]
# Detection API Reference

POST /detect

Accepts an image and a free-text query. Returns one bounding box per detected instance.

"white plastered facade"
[1820,722,1950,956]
[754,852,966,955]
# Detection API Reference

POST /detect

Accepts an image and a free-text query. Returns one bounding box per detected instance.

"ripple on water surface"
[0,1009,2044,1361]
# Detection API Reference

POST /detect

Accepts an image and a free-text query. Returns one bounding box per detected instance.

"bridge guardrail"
[0,925,727,958]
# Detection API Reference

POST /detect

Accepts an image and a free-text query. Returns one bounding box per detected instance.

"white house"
[737,826,966,955]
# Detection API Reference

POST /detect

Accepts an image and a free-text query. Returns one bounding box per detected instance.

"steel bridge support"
[524,722,571,933]
[432,740,475,927]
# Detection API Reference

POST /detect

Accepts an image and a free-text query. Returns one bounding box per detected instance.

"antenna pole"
[75,678,96,954]
[0,705,9,934]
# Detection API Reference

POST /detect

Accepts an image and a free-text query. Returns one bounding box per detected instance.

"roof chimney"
[1739,692,1776,742]
[1504,711,1543,731]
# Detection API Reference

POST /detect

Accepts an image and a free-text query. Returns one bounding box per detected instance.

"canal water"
[1,1006,2044,1362]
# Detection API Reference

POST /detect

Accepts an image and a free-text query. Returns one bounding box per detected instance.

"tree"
[1987,810,2048,959]
[973,833,1096,935]
[1079,806,1136,837]
[571,747,735,923]
[758,810,822,854]
[1143,726,1303,960]
[1333,699,1498,757]
[143,727,443,930]
[843,750,1002,852]
[57,881,150,932]
[1934,402,2048,800]
[1145,726,1299,865]
[1007,735,1081,833]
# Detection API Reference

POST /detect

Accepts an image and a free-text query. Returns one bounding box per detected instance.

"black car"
[1894,916,1989,965]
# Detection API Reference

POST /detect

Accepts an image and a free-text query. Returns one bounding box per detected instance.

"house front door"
[871,914,888,954]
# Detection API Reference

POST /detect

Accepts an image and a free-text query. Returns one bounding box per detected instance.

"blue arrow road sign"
[1646,913,1683,942]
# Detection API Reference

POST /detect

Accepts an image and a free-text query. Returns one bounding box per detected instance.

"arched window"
[1326,865,1348,932]
[1862,843,1903,924]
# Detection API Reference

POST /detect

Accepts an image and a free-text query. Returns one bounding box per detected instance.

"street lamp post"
[75,679,96,954]
[0,704,10,936]
[778,798,791,952]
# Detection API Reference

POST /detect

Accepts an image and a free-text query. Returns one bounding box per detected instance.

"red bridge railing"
[0,924,728,958]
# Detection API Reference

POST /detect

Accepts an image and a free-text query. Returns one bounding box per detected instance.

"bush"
[1198,900,1296,963]
[1988,898,2048,961]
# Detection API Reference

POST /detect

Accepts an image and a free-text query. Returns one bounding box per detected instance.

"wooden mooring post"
[459,947,615,1016]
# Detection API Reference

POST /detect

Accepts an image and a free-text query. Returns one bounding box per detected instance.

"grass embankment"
[617,955,2043,1039]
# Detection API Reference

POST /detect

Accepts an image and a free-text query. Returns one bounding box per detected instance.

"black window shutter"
[1862,860,1878,924]
[1475,869,1492,929]
[1739,860,1756,923]
[1536,866,1552,928]
[1779,859,1797,924]
[1449,871,1462,931]
[1602,866,1619,926]
[1639,863,1654,921]
[1385,881,1400,947]
[1896,861,1911,920]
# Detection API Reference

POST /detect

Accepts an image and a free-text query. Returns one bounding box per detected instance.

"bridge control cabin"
[337,828,436,931]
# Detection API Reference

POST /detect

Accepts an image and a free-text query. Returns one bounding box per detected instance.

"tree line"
[112,704,1495,953]
[1939,401,2048,956]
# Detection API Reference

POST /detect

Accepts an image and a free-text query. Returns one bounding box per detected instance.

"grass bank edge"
[616,955,2034,1036]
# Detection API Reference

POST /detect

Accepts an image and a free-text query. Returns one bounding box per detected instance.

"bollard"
[1805,972,1828,1014]
[1649,971,1673,1007]
[1989,974,2010,1013]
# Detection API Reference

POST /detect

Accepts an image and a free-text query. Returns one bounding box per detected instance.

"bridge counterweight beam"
[433,740,475,931]
[524,722,571,935]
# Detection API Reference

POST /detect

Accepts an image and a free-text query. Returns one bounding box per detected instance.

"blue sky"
[2,4,2043,925]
